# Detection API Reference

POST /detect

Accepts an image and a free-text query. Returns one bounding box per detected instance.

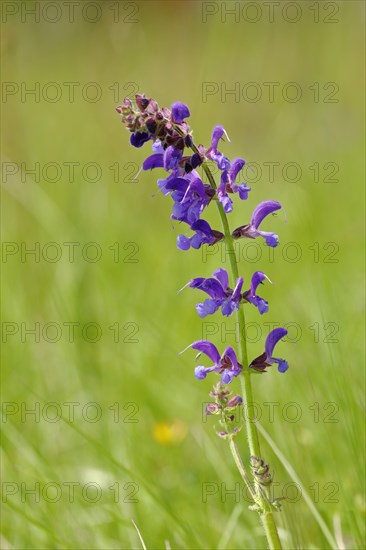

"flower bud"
[123,97,133,109]
[259,472,272,486]
[210,382,230,399]
[136,94,149,111]
[250,456,266,474]
[161,107,171,118]
[191,153,203,168]
[185,135,193,147]
[226,395,243,408]
[145,118,157,134]
[146,99,159,113]
[205,403,221,416]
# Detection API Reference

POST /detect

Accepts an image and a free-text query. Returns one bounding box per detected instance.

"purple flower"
[243,271,271,315]
[157,172,180,196]
[164,146,182,171]
[207,125,231,171]
[217,172,233,213]
[181,340,242,383]
[216,159,251,211]
[166,174,214,225]
[182,268,243,318]
[143,153,165,171]
[171,102,190,124]
[190,152,203,169]
[249,328,289,373]
[177,219,224,251]
[143,141,183,172]
[228,158,251,200]
[142,140,204,184]
[130,132,150,148]
[231,200,282,247]
[152,140,164,153]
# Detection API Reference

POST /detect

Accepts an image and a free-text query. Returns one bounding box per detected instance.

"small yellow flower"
[153,421,187,445]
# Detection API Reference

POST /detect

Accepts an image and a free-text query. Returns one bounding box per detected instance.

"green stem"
[228,438,256,501]
[260,513,283,550]
[196,151,282,550]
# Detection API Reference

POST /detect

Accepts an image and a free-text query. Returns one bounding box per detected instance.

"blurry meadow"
[1,1,365,549]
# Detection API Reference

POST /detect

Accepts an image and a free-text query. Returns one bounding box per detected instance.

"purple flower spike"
[183,268,244,318]
[243,271,271,315]
[231,200,282,247]
[171,102,190,123]
[250,328,289,373]
[177,220,224,251]
[181,340,242,383]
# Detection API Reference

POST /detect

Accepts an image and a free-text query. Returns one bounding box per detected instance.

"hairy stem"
[261,513,283,550]
[228,438,256,501]
[196,151,282,550]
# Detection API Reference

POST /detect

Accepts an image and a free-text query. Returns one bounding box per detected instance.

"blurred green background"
[1,1,365,548]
